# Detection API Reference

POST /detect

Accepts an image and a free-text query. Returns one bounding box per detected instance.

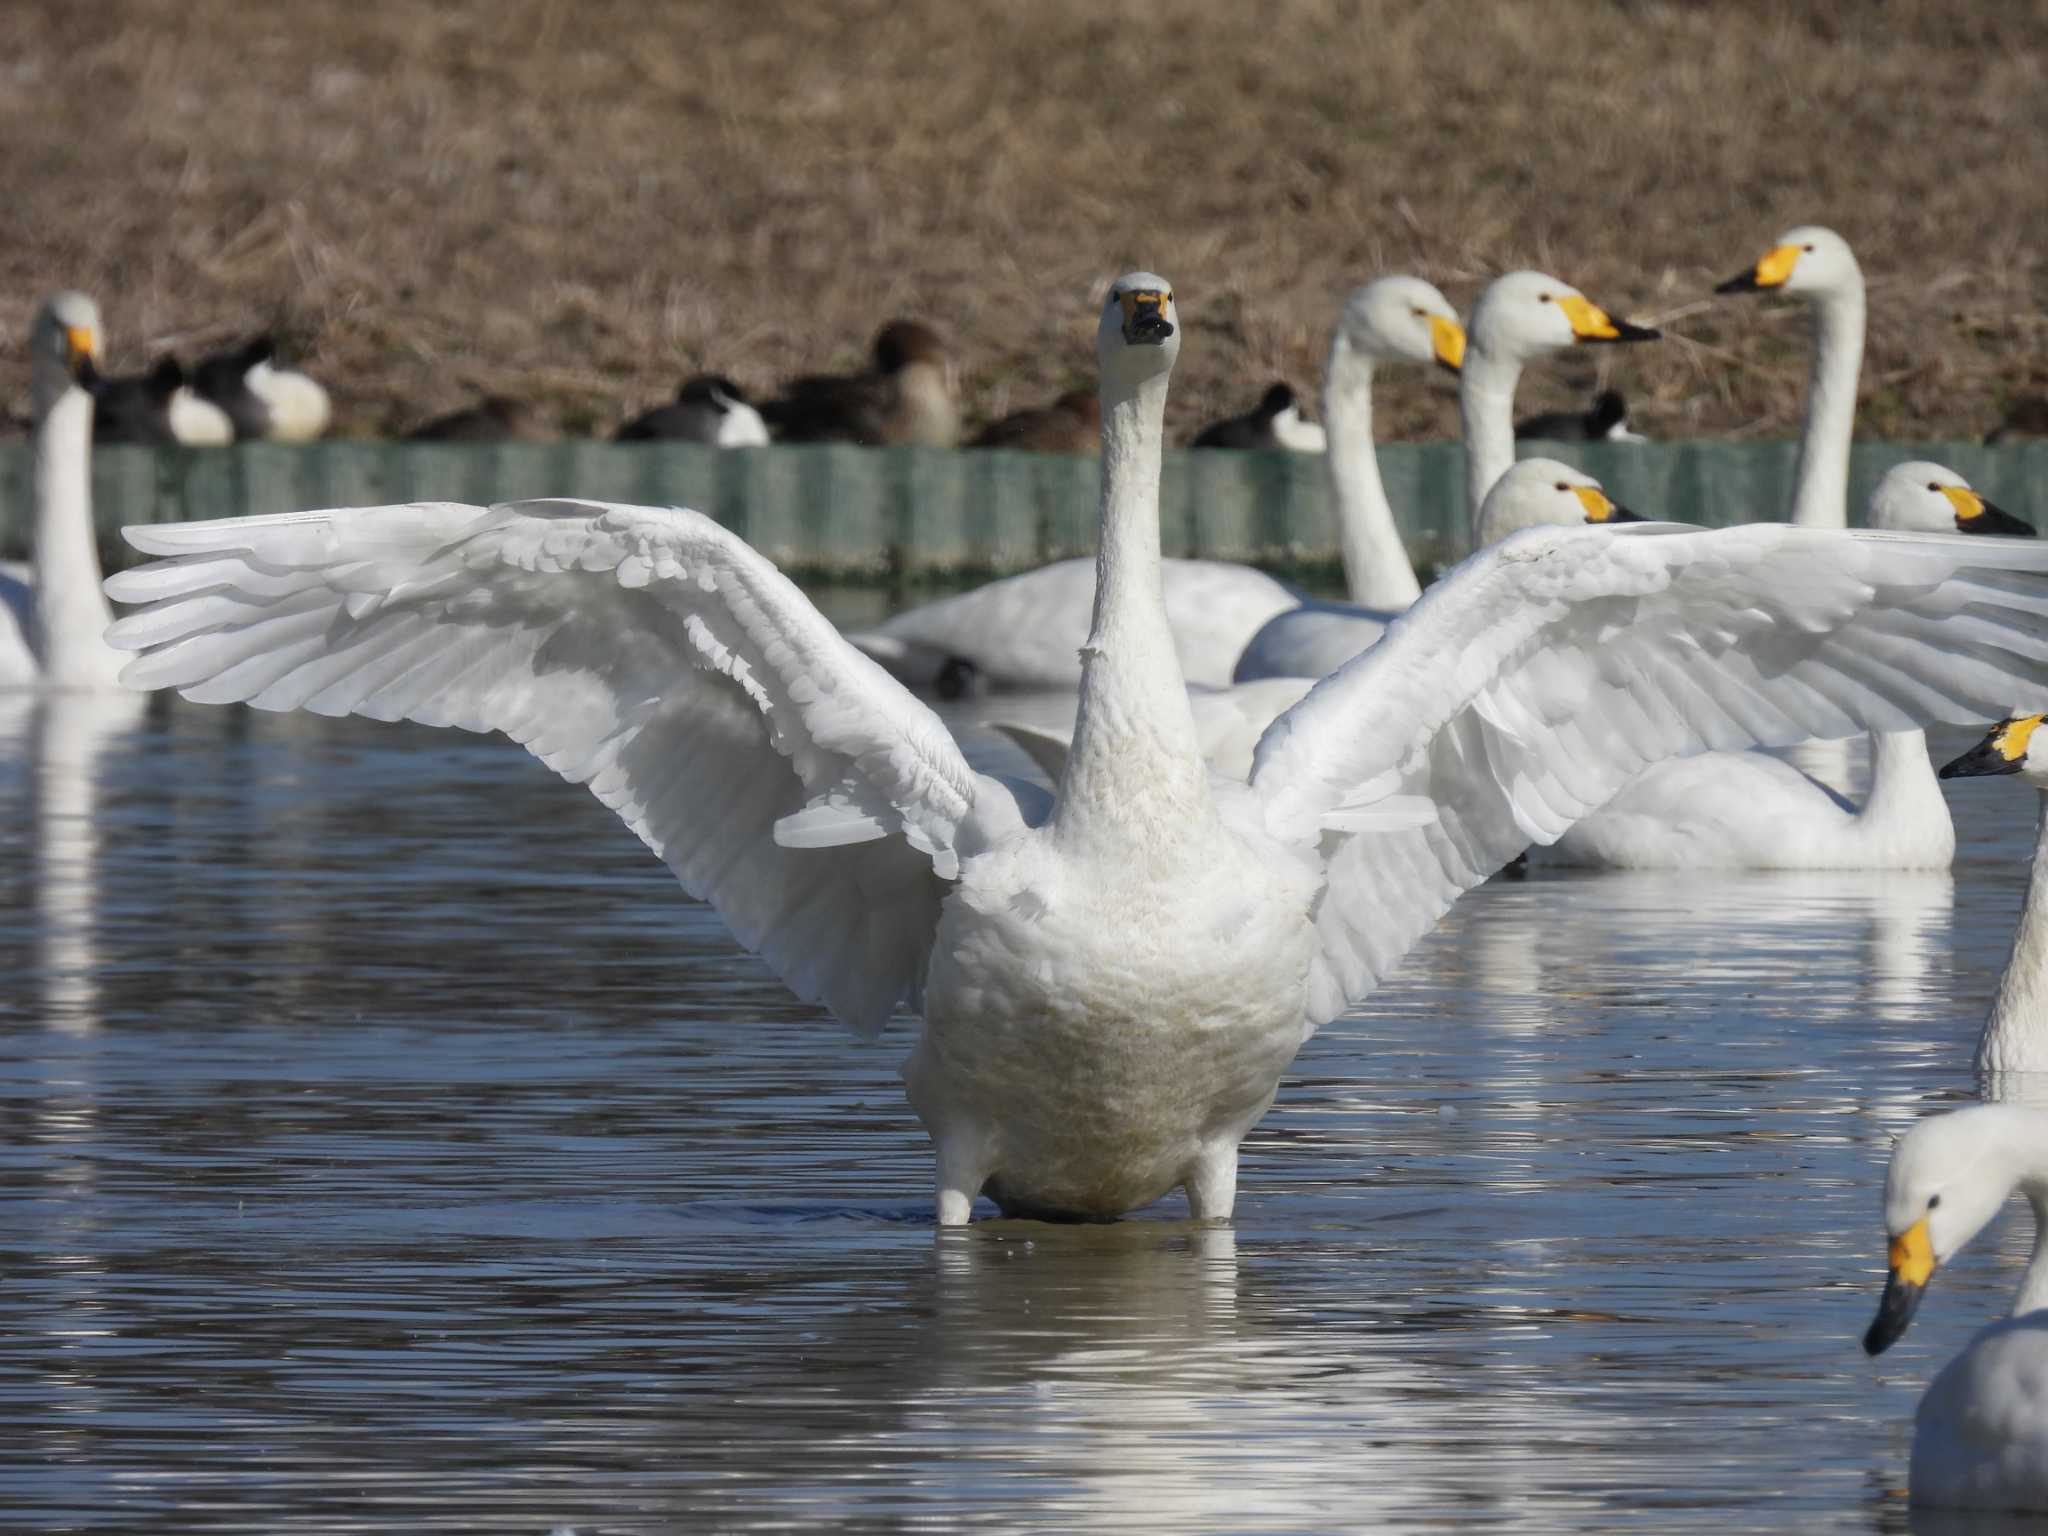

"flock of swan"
[7,225,2048,1512]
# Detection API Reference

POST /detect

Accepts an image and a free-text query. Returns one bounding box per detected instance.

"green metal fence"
[4,439,2044,579]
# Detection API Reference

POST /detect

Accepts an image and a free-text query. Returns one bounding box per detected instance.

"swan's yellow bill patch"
[1887,1216,1935,1287]
[1429,315,1466,372]
[1572,485,1619,523]
[1118,290,1170,322]
[1995,714,2045,762]
[65,325,100,363]
[1554,294,1622,341]
[1940,485,1988,523]
[1750,244,1801,289]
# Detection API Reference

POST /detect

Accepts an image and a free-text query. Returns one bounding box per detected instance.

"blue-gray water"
[1,690,2042,1534]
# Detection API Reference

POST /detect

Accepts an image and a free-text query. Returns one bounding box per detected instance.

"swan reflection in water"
[1447,867,1954,1033]
[15,689,147,1032]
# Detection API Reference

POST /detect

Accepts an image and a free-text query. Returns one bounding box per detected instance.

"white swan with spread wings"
[104,274,2048,1224]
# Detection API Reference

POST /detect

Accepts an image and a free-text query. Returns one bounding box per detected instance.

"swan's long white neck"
[31,384,122,687]
[1459,343,1521,545]
[1855,728,1950,838]
[1790,282,1863,529]
[1984,1110,2048,1317]
[1054,371,1206,842]
[1323,335,1419,609]
[1980,794,2048,1078]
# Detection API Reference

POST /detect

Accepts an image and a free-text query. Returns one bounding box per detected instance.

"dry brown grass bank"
[4,0,2045,444]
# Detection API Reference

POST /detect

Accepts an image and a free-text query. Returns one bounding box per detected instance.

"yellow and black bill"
[1942,484,2036,537]
[1430,315,1466,374]
[1555,292,1659,344]
[1938,715,2044,780]
[1862,1216,1935,1356]
[1118,290,1175,346]
[1572,484,1642,524]
[1716,243,1802,295]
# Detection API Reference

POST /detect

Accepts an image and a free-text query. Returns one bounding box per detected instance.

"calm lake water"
[2,687,2043,1535]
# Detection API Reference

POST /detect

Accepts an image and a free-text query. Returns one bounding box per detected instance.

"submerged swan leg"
[1183,1142,1241,1221]
[933,1136,992,1227]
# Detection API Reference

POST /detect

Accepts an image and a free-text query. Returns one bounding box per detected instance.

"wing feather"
[1253,523,2048,1027]
[107,496,989,1038]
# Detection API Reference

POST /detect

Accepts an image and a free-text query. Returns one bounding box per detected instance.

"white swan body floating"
[1937,715,2048,1076]
[1863,1104,2048,1512]
[0,293,131,691]
[851,275,1464,695]
[1234,270,1658,684]
[1543,463,2035,870]
[104,273,2048,1224]
[1547,228,2016,868]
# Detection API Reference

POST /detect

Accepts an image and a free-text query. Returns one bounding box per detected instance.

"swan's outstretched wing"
[105,498,993,1038]
[1251,522,2048,1025]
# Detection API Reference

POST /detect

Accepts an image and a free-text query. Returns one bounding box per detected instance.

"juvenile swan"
[104,275,2048,1223]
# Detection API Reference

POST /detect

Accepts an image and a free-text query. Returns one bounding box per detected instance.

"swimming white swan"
[1546,227,1955,864]
[0,294,130,691]
[994,458,1640,781]
[853,275,1464,694]
[103,272,2048,1224]
[1234,271,1657,683]
[1543,464,2035,869]
[1862,1103,2048,1511]
[1936,715,2048,1076]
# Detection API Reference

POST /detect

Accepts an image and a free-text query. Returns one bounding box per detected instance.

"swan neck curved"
[1323,338,1418,609]
[1460,344,1521,546]
[1790,284,1864,529]
[1056,375,1204,838]
[32,386,117,681]
[1981,793,2048,1078]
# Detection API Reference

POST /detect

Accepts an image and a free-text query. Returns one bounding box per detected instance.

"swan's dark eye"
[1803,244,1816,253]
[1929,1194,1943,1210]
[1928,482,1941,493]
[1555,482,1569,492]
[1538,293,1552,303]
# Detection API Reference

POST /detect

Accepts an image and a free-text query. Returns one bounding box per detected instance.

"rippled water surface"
[2,691,2043,1534]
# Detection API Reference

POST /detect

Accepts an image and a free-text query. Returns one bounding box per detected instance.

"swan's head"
[1336,276,1465,373]
[1715,225,1860,299]
[31,291,103,403]
[1097,273,1180,389]
[1468,272,1659,365]
[1864,1105,2035,1356]
[1476,458,1641,544]
[1867,462,2035,537]
[1939,713,2048,789]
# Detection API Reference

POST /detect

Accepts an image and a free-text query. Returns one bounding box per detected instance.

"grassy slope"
[3,0,2044,444]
